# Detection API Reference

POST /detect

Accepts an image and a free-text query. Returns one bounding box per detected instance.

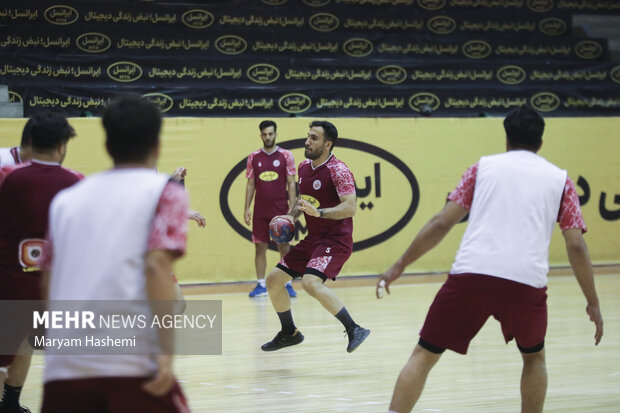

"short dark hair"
[103,96,162,164]
[259,120,277,132]
[503,105,545,151]
[309,120,338,150]
[27,112,75,151]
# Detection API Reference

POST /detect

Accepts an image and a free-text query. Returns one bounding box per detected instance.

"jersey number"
[19,239,46,272]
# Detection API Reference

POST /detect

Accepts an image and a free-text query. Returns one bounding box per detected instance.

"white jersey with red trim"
[449,150,568,288]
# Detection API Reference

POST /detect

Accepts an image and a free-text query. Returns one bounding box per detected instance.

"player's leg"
[389,344,442,413]
[249,242,268,297]
[277,243,296,297]
[261,266,304,351]
[520,349,546,413]
[1,338,33,413]
[494,279,548,413]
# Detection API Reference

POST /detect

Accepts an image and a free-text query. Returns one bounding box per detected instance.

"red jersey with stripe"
[298,154,356,246]
[0,161,84,279]
[246,146,295,218]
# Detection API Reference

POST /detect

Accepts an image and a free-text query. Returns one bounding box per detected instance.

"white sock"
[258,279,266,287]
[285,281,292,286]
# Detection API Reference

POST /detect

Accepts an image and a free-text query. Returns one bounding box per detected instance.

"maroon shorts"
[277,236,352,280]
[42,377,189,413]
[420,273,548,355]
[252,217,271,244]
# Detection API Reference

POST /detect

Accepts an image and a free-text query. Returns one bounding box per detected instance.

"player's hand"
[142,355,175,396]
[171,167,187,183]
[244,209,252,225]
[188,210,206,228]
[377,262,405,299]
[586,303,603,345]
[297,199,319,217]
[273,214,295,225]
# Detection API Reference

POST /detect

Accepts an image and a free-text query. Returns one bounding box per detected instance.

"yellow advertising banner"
[1,117,618,283]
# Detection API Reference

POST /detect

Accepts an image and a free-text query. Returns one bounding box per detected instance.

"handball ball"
[269,216,294,244]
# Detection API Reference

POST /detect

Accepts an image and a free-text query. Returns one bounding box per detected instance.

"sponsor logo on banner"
[462,40,492,59]
[418,0,446,10]
[539,17,567,36]
[76,33,111,53]
[496,65,526,85]
[309,13,339,32]
[107,62,143,82]
[141,93,174,112]
[301,194,320,208]
[262,0,288,5]
[9,91,23,103]
[376,65,407,85]
[278,93,312,114]
[343,38,373,57]
[427,16,456,35]
[611,66,620,84]
[408,93,440,112]
[259,171,279,181]
[181,9,214,29]
[530,92,561,112]
[247,64,280,84]
[574,41,603,60]
[220,139,419,251]
[303,0,331,6]
[44,5,78,25]
[215,35,247,55]
[527,0,554,12]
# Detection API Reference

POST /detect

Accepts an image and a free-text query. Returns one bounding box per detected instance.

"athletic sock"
[258,279,266,287]
[276,310,296,334]
[335,307,357,331]
[2,384,23,408]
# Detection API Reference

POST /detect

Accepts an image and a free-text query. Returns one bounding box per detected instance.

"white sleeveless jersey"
[450,151,567,288]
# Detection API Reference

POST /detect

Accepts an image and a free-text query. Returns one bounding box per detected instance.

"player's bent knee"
[266,268,289,289]
[300,275,321,296]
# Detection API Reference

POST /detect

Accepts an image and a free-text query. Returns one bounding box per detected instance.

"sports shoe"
[249,283,267,298]
[261,329,304,351]
[0,402,32,413]
[346,325,370,353]
[285,283,297,297]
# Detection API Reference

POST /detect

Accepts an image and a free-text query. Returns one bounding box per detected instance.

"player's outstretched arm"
[563,228,603,345]
[377,201,468,298]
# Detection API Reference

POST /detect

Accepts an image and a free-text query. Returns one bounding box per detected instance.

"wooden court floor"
[22,273,620,412]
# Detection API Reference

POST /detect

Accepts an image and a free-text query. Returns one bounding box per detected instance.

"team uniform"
[40,168,190,413]
[419,150,586,354]
[0,146,21,167]
[246,146,296,243]
[0,160,83,368]
[277,154,356,280]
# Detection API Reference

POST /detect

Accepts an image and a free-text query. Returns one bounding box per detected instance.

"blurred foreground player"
[244,120,297,298]
[261,121,370,353]
[379,105,603,413]
[41,97,190,412]
[0,112,82,413]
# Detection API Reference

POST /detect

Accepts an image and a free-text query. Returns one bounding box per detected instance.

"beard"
[264,139,275,149]
[304,147,321,159]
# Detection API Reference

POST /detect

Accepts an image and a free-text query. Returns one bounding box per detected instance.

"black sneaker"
[346,325,370,353]
[261,329,304,351]
[0,403,32,413]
